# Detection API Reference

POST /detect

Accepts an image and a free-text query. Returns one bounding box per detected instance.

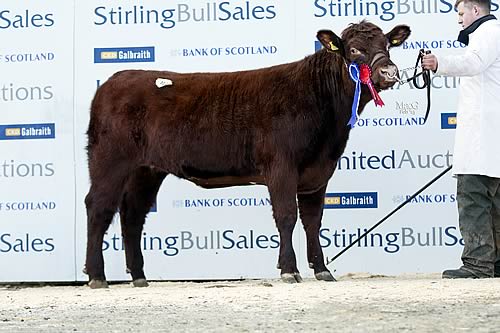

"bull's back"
[88,69,265,177]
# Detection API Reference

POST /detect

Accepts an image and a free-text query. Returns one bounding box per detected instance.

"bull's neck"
[305,51,375,162]
[308,51,373,120]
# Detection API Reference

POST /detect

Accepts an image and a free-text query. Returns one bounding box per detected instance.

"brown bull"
[84,21,411,288]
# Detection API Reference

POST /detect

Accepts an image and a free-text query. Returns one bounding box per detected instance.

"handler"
[422,0,500,278]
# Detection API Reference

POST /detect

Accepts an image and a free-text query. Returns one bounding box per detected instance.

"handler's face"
[457,2,476,29]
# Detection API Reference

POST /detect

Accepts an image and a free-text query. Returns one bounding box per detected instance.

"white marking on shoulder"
[155,78,173,88]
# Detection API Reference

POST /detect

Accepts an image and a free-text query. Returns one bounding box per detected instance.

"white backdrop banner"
[0,1,76,282]
[2,0,497,282]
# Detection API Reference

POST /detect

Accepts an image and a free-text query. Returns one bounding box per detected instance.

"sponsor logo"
[0,233,55,253]
[171,45,277,57]
[392,193,456,204]
[0,83,54,102]
[0,10,54,29]
[173,196,271,208]
[313,0,499,22]
[94,2,277,29]
[101,225,464,257]
[103,230,280,256]
[337,149,453,171]
[0,52,55,64]
[0,201,56,211]
[320,226,464,253]
[0,160,55,178]
[441,113,457,129]
[94,47,155,63]
[0,123,55,140]
[395,101,419,115]
[402,39,466,50]
[356,117,426,128]
[324,192,378,209]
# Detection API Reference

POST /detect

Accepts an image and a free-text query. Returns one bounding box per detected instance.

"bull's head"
[317,21,411,89]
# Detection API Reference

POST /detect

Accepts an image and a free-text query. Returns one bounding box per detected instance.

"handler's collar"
[457,14,496,45]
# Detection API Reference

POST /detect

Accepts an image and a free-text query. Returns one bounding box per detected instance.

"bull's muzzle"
[379,64,399,82]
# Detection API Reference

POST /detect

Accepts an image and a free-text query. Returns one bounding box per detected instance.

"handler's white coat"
[436,19,500,178]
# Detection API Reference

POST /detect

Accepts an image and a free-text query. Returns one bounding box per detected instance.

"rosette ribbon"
[348,63,361,128]
[360,64,384,107]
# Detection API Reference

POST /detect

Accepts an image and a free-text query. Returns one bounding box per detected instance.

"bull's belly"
[187,175,266,189]
[153,152,262,189]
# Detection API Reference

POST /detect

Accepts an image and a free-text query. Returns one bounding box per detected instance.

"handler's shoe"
[442,268,479,279]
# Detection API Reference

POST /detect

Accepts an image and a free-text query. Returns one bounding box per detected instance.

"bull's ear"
[386,25,411,48]
[317,30,345,55]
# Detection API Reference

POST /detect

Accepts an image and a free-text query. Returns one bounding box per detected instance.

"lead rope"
[389,49,432,123]
[326,165,452,266]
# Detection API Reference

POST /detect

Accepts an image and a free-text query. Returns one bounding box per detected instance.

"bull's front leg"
[266,167,302,283]
[298,185,335,281]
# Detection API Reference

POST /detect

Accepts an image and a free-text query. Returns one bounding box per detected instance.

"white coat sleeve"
[435,26,498,77]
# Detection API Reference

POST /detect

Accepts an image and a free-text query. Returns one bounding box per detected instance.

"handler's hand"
[422,54,438,72]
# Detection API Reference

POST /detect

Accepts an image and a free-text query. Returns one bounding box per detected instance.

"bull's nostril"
[379,67,398,79]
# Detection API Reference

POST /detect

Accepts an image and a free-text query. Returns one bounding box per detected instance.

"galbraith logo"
[441,113,457,129]
[0,123,55,140]
[94,47,155,63]
[324,192,378,209]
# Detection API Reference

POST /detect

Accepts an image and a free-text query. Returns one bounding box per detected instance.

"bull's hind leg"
[298,185,335,281]
[85,166,131,289]
[119,167,167,287]
[266,168,302,283]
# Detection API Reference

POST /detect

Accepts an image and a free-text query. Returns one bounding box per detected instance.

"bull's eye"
[350,48,362,56]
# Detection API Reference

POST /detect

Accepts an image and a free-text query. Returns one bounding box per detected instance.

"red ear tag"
[359,64,384,107]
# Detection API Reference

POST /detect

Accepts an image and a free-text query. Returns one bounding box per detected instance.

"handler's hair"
[455,0,491,13]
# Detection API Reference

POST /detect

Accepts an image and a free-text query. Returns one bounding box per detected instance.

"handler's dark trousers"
[457,174,500,277]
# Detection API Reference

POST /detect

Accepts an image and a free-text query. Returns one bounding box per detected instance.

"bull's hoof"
[281,273,303,283]
[315,271,336,281]
[132,278,149,288]
[88,279,109,289]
